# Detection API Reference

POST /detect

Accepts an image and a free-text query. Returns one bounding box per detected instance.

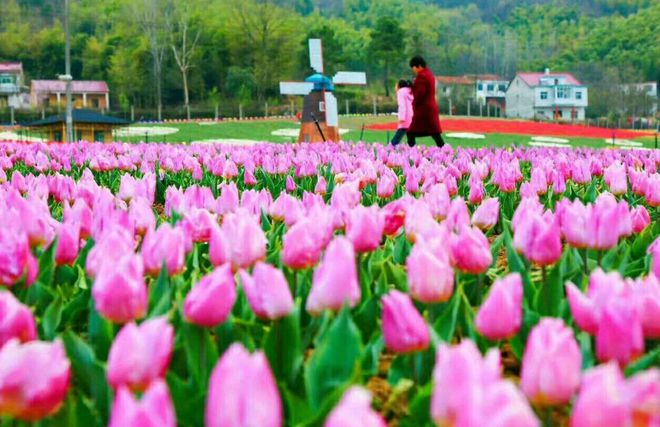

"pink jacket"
[397,87,414,129]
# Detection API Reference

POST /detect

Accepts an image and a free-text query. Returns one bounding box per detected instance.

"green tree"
[369,16,405,97]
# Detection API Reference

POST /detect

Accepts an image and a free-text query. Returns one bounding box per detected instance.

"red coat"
[408,67,442,134]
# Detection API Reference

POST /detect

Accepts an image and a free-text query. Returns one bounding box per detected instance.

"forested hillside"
[0,0,657,117]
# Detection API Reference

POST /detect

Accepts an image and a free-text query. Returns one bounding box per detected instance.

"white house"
[0,62,29,108]
[505,69,588,121]
[475,74,508,109]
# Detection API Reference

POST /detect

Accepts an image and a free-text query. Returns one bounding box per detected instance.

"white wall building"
[505,69,588,121]
[475,75,509,108]
[0,62,28,109]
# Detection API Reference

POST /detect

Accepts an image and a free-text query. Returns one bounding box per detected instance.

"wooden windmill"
[280,39,367,143]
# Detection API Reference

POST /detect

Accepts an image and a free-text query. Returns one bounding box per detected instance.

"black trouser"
[406,132,445,147]
[390,128,407,146]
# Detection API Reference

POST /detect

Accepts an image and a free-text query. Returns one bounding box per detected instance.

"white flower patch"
[528,141,571,148]
[604,139,644,147]
[531,136,569,144]
[115,126,180,137]
[190,139,263,146]
[271,128,349,137]
[445,132,486,140]
[0,132,45,142]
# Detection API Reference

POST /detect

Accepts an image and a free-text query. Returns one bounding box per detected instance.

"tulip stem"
[597,250,603,268]
[542,408,553,427]
[582,248,589,276]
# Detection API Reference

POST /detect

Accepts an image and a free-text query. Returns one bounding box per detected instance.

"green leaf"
[304,306,363,409]
[167,373,205,427]
[534,260,564,317]
[361,335,384,377]
[393,234,411,264]
[149,264,171,317]
[578,332,595,371]
[181,322,220,389]
[400,382,434,427]
[264,308,303,386]
[88,299,114,361]
[624,347,660,377]
[38,238,58,288]
[433,292,461,342]
[42,294,63,340]
[504,231,535,306]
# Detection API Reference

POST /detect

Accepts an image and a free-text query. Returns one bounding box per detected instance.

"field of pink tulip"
[0,140,658,427]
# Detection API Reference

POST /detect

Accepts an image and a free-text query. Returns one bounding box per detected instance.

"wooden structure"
[30,80,110,109]
[25,109,129,142]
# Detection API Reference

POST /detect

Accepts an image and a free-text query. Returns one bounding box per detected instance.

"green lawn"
[114,116,657,149]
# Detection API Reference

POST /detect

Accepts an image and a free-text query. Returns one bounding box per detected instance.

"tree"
[369,16,405,97]
[133,0,169,121]
[168,1,202,120]
[208,86,220,119]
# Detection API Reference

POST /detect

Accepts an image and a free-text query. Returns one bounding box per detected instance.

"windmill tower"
[280,39,367,143]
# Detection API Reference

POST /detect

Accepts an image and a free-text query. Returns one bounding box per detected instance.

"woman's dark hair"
[409,56,426,68]
[398,79,412,88]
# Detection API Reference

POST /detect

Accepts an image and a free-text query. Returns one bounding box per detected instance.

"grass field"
[114,115,658,149]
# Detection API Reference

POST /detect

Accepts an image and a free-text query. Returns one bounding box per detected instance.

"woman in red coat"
[406,56,445,147]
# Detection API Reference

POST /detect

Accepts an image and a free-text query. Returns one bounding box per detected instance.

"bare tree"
[168,2,201,120]
[133,0,169,121]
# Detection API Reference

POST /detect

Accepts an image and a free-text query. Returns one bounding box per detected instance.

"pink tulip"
[649,238,660,278]
[206,343,282,427]
[0,227,36,287]
[630,206,650,233]
[345,205,384,253]
[63,198,92,238]
[208,224,229,267]
[0,291,36,348]
[55,221,80,266]
[431,340,502,425]
[109,380,176,427]
[445,197,471,231]
[270,193,304,226]
[216,182,239,215]
[221,210,267,270]
[629,274,660,338]
[646,173,660,206]
[184,264,236,327]
[595,299,644,366]
[107,317,174,391]
[286,176,296,192]
[571,363,632,427]
[625,368,660,425]
[521,318,581,406]
[381,290,430,353]
[405,169,419,193]
[282,219,323,270]
[424,183,450,219]
[514,211,562,266]
[92,253,147,323]
[557,199,590,248]
[306,237,360,315]
[315,176,327,195]
[239,262,294,320]
[86,227,134,278]
[587,194,629,250]
[381,199,406,236]
[0,339,70,421]
[244,168,257,186]
[129,197,156,236]
[604,162,628,195]
[406,239,454,303]
[448,226,493,274]
[471,197,499,231]
[468,178,485,205]
[565,281,599,335]
[182,208,216,243]
[377,173,396,199]
[324,387,386,427]
[475,273,522,340]
[141,223,186,276]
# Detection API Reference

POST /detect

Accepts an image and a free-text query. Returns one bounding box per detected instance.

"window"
[0,75,13,84]
[498,84,506,92]
[557,87,571,99]
[576,91,582,100]
[75,130,82,141]
[540,91,548,100]
[477,84,483,90]
[94,131,105,142]
[92,98,99,108]
[487,84,494,91]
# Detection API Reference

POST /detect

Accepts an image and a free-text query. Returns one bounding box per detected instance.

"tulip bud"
[315,176,327,195]
[625,368,660,425]
[286,175,296,192]
[604,162,628,195]
[345,205,384,253]
[424,183,450,219]
[571,363,632,427]
[468,178,485,205]
[514,211,562,266]
[381,290,430,353]
[595,299,644,366]
[629,274,660,338]
[86,227,134,278]
[448,226,493,274]
[221,210,267,270]
[184,264,236,328]
[206,343,282,427]
[306,237,360,315]
[324,387,386,427]
[649,238,660,279]
[471,197,499,231]
[557,199,590,248]
[475,273,522,340]
[109,380,176,427]
[129,197,156,236]
[381,199,406,236]
[0,227,36,287]
[239,262,294,321]
[587,194,629,250]
[107,317,174,391]
[282,219,323,270]
[92,254,147,323]
[630,206,650,234]
[0,339,70,421]
[406,239,454,303]
[141,223,186,276]
[377,173,396,199]
[521,318,581,406]
[209,224,229,267]
[0,291,36,348]
[55,221,80,266]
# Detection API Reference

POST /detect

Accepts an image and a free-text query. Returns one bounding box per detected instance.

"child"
[391,79,413,146]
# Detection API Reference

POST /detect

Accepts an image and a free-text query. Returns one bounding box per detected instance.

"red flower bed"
[367,118,655,139]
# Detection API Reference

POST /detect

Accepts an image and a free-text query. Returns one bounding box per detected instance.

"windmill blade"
[309,39,324,74]
[279,81,314,95]
[324,92,338,127]
[333,72,367,85]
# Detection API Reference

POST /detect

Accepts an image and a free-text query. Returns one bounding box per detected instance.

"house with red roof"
[505,69,588,121]
[30,80,110,110]
[0,62,28,108]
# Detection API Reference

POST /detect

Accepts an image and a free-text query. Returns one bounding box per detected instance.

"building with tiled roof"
[0,62,28,108]
[30,80,110,109]
[505,69,588,121]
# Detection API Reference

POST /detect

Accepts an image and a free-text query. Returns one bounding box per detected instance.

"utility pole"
[61,0,73,143]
